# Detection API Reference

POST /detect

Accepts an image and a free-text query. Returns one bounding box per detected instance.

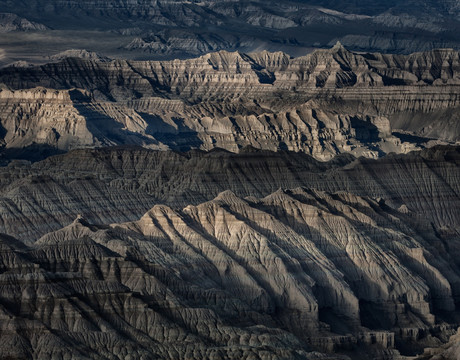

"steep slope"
[419,327,460,359]
[0,145,458,244]
[0,46,459,160]
[1,186,460,359]
[0,230,315,360]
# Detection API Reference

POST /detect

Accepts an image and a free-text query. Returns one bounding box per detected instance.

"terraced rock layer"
[0,45,459,160]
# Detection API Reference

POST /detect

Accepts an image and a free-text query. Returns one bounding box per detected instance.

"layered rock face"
[0,46,459,160]
[419,327,460,359]
[0,229,315,360]
[0,144,458,359]
[1,0,460,60]
[0,145,458,246]
[1,183,459,359]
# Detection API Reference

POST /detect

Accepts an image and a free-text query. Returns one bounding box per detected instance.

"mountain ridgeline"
[0,45,459,161]
[0,43,460,359]
[0,145,459,359]
[0,145,458,243]
[1,0,460,62]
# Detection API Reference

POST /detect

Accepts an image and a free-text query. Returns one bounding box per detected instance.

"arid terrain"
[0,144,459,359]
[1,1,460,359]
[1,0,460,67]
[0,44,459,163]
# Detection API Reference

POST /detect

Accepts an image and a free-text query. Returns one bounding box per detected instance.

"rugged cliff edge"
[0,45,459,161]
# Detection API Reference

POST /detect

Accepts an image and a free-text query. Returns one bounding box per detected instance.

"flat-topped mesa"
[0,87,91,101]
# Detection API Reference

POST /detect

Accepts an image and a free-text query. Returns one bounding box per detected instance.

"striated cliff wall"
[0,46,459,160]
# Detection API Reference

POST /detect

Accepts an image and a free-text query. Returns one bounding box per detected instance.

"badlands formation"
[0,145,459,359]
[1,0,460,63]
[0,45,459,359]
[0,44,459,162]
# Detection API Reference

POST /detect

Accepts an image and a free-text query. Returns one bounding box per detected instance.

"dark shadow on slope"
[0,123,6,165]
[381,76,410,86]
[287,189,460,338]
[0,122,6,140]
[72,103,128,144]
[216,201,378,350]
[141,112,179,135]
[0,144,66,166]
[140,112,204,152]
[350,117,380,143]
[69,92,163,147]
[252,188,457,344]
[392,131,435,145]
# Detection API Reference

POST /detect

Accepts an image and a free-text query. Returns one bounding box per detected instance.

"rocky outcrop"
[0,46,459,160]
[0,145,458,245]
[3,45,460,96]
[0,230,315,359]
[2,0,460,60]
[0,184,459,359]
[124,32,241,56]
[419,327,460,359]
[48,49,112,62]
[0,87,169,157]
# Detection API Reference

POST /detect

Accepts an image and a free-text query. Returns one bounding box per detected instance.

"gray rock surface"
[418,327,460,359]
[0,145,458,248]
[0,0,459,63]
[0,13,48,33]
[48,49,112,62]
[0,182,459,359]
[0,46,459,161]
